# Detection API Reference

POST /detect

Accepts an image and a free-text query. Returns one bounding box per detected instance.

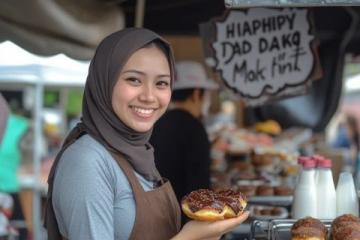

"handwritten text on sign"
[213,8,314,98]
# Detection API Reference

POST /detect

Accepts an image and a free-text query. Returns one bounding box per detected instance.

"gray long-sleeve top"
[53,134,153,240]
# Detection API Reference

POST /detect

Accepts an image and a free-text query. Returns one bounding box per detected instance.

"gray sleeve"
[53,143,115,240]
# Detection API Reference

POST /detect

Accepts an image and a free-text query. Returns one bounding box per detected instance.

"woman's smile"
[130,106,157,119]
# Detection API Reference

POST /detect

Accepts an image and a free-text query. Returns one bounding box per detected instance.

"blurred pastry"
[255,120,282,135]
[274,186,293,196]
[251,153,273,167]
[271,207,283,216]
[256,185,274,196]
[236,185,257,197]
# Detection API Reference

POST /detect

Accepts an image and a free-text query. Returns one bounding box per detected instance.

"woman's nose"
[139,85,155,102]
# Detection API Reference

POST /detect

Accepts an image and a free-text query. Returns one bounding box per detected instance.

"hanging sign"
[201,8,321,106]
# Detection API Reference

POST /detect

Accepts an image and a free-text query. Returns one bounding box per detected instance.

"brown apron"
[112,154,181,240]
[44,129,181,240]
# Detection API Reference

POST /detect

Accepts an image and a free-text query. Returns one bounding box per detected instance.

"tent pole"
[135,0,146,27]
[32,79,44,240]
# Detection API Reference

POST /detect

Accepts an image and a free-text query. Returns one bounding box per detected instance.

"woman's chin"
[130,123,154,133]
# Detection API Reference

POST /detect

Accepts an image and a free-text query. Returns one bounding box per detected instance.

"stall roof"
[0,41,89,87]
[0,65,87,87]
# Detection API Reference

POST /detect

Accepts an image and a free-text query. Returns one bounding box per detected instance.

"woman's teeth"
[133,107,154,115]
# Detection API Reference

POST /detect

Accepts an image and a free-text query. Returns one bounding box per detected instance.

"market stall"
[1,2,360,240]
[0,41,89,240]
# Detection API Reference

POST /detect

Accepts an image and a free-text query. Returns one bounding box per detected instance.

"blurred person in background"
[0,94,9,144]
[0,192,15,240]
[332,114,352,149]
[0,94,11,240]
[345,115,360,166]
[150,61,219,209]
[332,114,360,167]
[0,96,29,240]
[343,115,360,187]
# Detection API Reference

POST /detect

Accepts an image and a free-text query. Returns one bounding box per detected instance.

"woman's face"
[112,46,171,132]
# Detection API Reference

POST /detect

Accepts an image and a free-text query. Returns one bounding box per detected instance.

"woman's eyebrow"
[158,74,171,78]
[122,70,170,78]
[122,70,145,75]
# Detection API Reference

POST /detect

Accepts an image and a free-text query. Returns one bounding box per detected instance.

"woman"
[44,28,248,240]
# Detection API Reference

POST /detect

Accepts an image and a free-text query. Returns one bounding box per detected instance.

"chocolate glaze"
[182,189,245,214]
[183,189,224,213]
[333,215,360,229]
[332,222,360,240]
[216,190,246,214]
[291,217,327,235]
[332,214,360,238]
[333,225,360,240]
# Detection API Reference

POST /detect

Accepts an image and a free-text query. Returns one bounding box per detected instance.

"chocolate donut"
[332,223,360,240]
[181,189,247,221]
[332,214,360,232]
[333,224,360,240]
[332,214,360,240]
[291,217,327,240]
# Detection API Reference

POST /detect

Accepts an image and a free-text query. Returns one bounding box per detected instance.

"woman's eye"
[126,77,141,85]
[157,80,170,88]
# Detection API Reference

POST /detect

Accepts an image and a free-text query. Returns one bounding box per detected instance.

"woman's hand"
[171,211,249,240]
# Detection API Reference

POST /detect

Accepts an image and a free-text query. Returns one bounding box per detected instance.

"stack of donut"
[332,214,360,240]
[236,185,257,197]
[291,217,327,240]
[181,189,247,221]
[256,185,274,196]
[236,185,293,198]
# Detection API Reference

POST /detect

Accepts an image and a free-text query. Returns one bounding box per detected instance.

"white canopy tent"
[0,41,89,240]
[346,74,360,93]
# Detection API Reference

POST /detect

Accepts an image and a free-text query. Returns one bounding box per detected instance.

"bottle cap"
[312,154,325,165]
[298,156,309,165]
[303,159,316,169]
[312,154,325,161]
[318,158,332,168]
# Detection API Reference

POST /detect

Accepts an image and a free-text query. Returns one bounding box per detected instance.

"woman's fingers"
[210,211,250,235]
[174,211,250,240]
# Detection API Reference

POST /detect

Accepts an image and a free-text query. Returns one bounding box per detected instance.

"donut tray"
[249,219,332,240]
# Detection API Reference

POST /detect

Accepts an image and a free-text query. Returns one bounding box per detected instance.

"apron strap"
[110,153,148,193]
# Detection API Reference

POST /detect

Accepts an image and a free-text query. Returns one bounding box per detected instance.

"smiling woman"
[44,28,248,240]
